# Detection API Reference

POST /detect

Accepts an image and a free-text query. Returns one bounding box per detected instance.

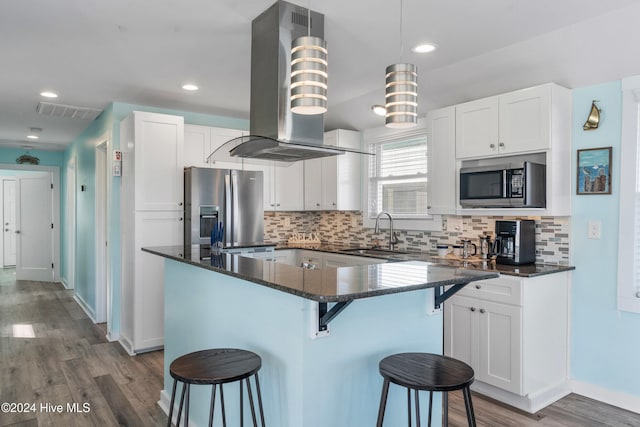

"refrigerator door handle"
[231,171,240,246]
[225,172,233,246]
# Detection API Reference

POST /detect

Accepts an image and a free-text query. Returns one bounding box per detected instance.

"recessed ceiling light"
[40,91,58,98]
[371,105,387,116]
[27,135,39,140]
[182,84,199,91]
[411,43,438,54]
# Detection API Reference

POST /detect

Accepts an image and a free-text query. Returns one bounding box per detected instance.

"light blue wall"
[61,102,247,333]
[0,148,64,167]
[571,81,640,396]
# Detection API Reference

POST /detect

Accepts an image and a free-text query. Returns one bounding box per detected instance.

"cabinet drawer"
[457,276,523,306]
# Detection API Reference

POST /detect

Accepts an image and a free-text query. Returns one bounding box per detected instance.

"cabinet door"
[184,124,211,168]
[499,86,551,154]
[478,300,522,394]
[304,158,323,210]
[133,211,184,351]
[444,295,478,370]
[134,112,185,211]
[274,162,304,211]
[332,130,361,211]
[321,156,338,210]
[426,107,456,214]
[455,97,499,159]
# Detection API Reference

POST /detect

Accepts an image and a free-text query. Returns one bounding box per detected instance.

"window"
[368,136,428,219]
[618,76,640,313]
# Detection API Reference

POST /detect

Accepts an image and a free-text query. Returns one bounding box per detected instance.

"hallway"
[0,269,166,426]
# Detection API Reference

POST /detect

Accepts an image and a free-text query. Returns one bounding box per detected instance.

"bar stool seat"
[167,348,265,427]
[376,352,475,427]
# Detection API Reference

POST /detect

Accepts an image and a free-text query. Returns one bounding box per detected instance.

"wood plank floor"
[1,268,640,426]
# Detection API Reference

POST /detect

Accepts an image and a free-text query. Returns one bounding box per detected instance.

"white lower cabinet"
[120,211,184,354]
[444,272,570,413]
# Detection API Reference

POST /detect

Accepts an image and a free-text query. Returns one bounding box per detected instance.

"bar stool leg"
[176,383,186,427]
[240,380,244,427]
[376,379,390,427]
[220,384,227,427]
[246,377,259,427]
[167,379,178,427]
[254,373,266,427]
[209,384,217,427]
[407,388,412,427]
[427,391,433,427]
[184,384,191,427]
[414,389,421,427]
[442,391,448,427]
[462,387,476,427]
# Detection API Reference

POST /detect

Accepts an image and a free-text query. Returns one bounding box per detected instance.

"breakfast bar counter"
[144,246,498,427]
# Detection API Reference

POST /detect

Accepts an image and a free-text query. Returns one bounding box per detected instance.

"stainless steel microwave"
[459,161,546,208]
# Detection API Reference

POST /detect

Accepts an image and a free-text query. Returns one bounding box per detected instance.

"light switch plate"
[587,220,602,239]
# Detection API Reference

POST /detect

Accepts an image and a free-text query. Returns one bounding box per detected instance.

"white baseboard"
[105,331,119,342]
[61,278,73,290]
[158,389,197,427]
[471,380,571,414]
[73,293,96,323]
[572,380,640,414]
[118,335,136,356]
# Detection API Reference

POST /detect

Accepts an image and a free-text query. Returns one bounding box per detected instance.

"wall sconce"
[583,100,601,131]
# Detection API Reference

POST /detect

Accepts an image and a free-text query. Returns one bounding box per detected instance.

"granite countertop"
[142,245,499,303]
[277,243,575,278]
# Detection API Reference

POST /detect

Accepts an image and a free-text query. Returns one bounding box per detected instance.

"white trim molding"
[572,380,640,414]
[617,75,640,313]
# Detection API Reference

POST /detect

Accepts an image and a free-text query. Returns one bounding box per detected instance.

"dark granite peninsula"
[145,246,498,427]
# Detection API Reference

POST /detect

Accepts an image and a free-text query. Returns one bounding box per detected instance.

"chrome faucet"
[374,211,399,251]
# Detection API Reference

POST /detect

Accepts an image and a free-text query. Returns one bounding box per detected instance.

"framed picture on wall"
[577,147,612,195]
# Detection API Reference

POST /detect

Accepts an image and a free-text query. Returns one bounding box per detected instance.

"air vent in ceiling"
[36,102,102,120]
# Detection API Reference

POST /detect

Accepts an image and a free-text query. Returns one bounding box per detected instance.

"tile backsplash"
[264,211,571,265]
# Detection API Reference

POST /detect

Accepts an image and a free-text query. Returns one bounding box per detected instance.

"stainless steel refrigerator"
[184,167,264,257]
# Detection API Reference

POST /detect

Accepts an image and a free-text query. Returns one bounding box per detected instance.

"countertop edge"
[142,247,500,303]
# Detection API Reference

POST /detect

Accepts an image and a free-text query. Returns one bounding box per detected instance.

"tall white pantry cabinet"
[119,111,185,354]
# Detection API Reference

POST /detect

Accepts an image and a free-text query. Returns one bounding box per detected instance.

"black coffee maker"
[493,220,536,265]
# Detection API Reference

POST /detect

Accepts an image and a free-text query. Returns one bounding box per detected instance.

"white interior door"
[16,173,53,281]
[3,179,17,267]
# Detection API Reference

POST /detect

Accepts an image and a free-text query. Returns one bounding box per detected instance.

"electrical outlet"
[587,220,601,240]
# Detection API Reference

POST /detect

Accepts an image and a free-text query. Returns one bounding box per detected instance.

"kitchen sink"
[342,248,409,257]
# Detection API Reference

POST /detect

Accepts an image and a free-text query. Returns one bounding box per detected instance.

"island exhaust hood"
[209,0,371,163]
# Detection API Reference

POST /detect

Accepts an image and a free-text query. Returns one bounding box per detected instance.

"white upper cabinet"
[455,97,500,159]
[456,84,560,159]
[426,107,456,215]
[184,124,243,168]
[123,111,184,211]
[304,129,361,211]
[263,162,304,211]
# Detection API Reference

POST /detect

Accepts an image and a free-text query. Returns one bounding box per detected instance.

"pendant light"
[290,1,328,115]
[385,0,418,128]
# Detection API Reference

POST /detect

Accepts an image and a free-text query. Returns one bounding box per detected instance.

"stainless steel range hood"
[209,0,371,163]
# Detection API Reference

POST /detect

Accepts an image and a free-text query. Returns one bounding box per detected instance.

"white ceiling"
[2,0,640,151]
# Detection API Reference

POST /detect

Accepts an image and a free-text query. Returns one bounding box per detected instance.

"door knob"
[479,308,486,314]
[470,307,476,312]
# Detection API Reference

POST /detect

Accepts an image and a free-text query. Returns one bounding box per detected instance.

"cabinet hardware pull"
[179,218,183,221]
[470,307,476,312]
[475,284,481,289]
[479,308,486,314]
[490,143,496,149]
[178,202,183,206]
[316,203,320,207]
[499,142,505,147]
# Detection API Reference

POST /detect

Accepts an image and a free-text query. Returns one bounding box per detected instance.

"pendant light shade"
[385,63,418,128]
[290,35,328,115]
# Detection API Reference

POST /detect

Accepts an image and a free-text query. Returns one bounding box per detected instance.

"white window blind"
[368,136,428,219]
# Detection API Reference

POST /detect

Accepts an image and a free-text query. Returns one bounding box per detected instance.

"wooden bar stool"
[376,352,476,427]
[167,348,265,427]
